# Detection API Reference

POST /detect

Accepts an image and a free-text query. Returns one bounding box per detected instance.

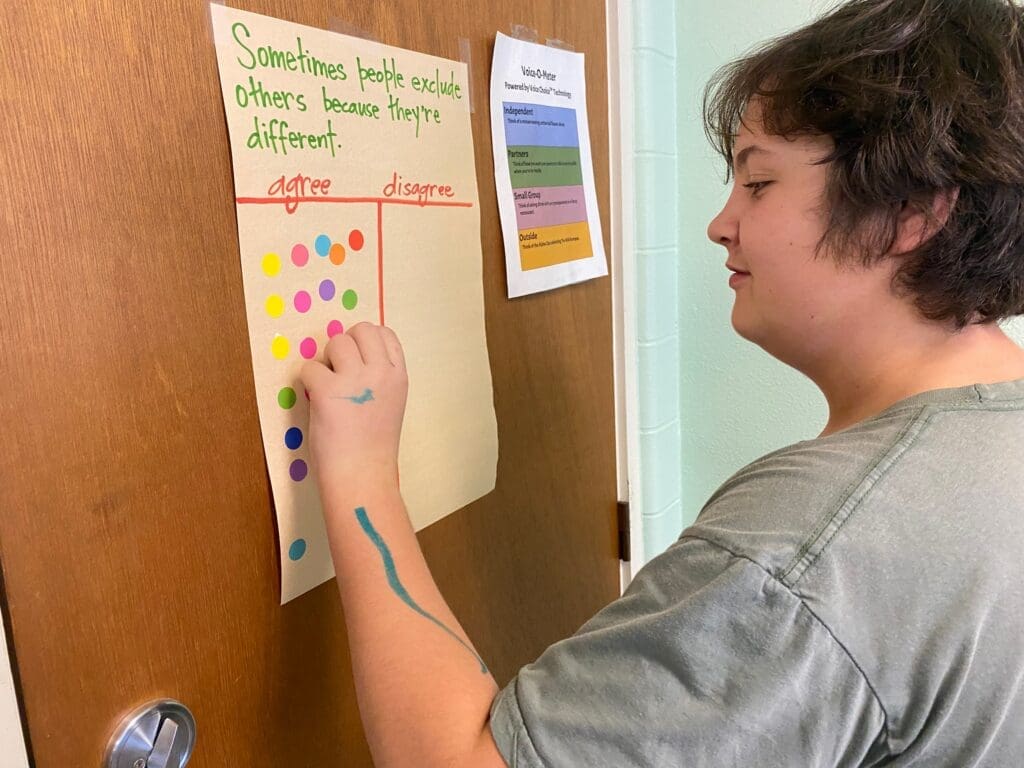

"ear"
[891,187,960,255]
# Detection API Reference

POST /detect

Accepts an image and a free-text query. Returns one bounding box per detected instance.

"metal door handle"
[105,699,196,768]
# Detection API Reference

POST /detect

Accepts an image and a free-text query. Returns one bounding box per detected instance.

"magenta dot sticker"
[291,243,309,267]
[318,279,336,301]
[294,290,312,313]
[299,337,317,359]
[289,459,308,482]
[327,319,344,337]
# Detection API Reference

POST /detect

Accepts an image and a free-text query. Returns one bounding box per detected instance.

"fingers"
[347,322,390,365]
[299,359,333,395]
[324,332,362,373]
[379,326,406,369]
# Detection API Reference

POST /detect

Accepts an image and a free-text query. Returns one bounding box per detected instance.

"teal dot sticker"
[315,234,331,257]
[342,289,358,310]
[289,538,307,561]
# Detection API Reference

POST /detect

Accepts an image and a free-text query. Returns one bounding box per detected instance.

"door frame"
[607,0,644,589]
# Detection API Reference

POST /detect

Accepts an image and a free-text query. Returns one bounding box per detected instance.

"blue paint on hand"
[332,388,375,405]
[354,506,489,674]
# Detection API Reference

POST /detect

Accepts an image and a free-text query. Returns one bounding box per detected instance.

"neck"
[807,321,1024,438]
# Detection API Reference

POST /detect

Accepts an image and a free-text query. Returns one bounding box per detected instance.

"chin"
[730,306,760,345]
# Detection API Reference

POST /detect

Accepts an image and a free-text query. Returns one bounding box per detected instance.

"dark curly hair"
[704,0,1024,329]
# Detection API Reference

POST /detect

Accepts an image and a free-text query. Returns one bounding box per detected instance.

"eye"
[743,180,773,197]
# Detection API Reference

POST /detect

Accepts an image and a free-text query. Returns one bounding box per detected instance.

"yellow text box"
[518,221,593,270]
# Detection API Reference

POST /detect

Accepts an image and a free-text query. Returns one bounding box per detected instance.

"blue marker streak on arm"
[329,388,375,404]
[354,506,488,674]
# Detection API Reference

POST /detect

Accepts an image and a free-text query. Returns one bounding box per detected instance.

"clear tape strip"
[457,37,475,114]
[327,17,380,42]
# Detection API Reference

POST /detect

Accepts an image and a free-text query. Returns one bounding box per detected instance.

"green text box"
[508,146,583,189]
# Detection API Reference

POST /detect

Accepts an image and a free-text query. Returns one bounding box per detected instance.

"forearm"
[321,478,498,768]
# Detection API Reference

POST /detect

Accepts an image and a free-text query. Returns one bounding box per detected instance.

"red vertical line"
[377,200,385,325]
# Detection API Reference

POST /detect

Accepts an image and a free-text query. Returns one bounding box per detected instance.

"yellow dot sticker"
[261,252,281,276]
[271,335,289,359]
[265,294,284,318]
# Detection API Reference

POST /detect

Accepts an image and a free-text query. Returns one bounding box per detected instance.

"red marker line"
[235,195,473,208]
[377,201,385,326]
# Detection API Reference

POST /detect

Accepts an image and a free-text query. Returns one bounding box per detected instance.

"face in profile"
[706,107,900,371]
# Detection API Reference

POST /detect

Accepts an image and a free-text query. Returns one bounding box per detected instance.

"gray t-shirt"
[489,379,1024,766]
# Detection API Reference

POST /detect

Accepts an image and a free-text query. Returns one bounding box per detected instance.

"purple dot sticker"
[294,290,312,313]
[299,337,318,359]
[318,279,336,301]
[291,243,309,267]
[289,459,308,482]
[327,319,344,338]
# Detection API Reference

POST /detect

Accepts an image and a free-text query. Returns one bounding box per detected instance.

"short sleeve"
[488,536,888,767]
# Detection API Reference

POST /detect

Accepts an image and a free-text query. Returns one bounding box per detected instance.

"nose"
[707,199,737,248]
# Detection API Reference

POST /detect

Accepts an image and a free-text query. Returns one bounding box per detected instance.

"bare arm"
[302,323,507,768]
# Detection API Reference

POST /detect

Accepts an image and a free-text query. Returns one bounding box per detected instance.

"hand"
[299,322,408,492]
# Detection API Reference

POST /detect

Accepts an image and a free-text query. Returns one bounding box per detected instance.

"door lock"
[105,699,196,768]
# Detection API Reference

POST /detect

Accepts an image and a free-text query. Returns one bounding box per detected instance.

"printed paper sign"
[490,33,608,298]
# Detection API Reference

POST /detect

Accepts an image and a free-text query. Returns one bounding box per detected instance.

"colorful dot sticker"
[265,294,284,318]
[315,234,331,257]
[290,459,308,482]
[327,319,344,337]
[342,289,358,310]
[278,387,297,409]
[284,427,303,450]
[294,290,312,313]
[261,252,281,276]
[288,538,307,561]
[349,230,364,251]
[300,337,318,359]
[271,335,289,359]
[319,279,336,301]
[291,243,309,267]
[329,243,346,265]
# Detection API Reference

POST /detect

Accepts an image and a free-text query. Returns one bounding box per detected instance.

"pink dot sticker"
[327,319,344,337]
[291,243,309,267]
[300,337,318,359]
[294,290,312,313]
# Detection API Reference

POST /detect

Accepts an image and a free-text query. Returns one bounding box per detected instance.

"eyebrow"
[732,144,773,173]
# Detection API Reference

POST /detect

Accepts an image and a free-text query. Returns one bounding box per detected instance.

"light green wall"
[671,0,833,553]
[633,1,683,558]
[660,0,1024,557]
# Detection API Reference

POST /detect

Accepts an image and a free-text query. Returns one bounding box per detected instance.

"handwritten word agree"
[266,173,332,213]
[382,172,455,205]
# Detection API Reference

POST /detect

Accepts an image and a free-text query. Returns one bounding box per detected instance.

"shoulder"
[683,405,929,580]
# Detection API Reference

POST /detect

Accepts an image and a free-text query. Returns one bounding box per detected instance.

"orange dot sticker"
[329,243,346,265]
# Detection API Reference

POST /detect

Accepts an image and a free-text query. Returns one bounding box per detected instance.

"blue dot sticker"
[289,538,307,561]
[314,234,331,257]
[284,427,303,450]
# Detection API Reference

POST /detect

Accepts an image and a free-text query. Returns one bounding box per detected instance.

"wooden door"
[0,1,618,765]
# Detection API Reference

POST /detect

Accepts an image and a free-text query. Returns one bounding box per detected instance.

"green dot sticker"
[277,387,297,409]
[342,289,358,310]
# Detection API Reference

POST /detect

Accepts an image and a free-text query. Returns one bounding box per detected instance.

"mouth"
[726,265,750,275]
